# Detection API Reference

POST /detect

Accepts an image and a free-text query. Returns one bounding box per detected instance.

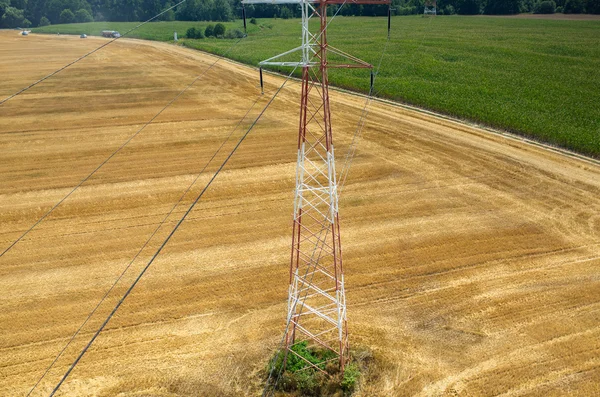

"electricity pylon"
[424,0,437,15]
[243,0,389,372]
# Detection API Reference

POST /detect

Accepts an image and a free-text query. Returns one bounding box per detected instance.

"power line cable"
[339,15,435,191]
[338,37,390,191]
[0,0,188,106]
[373,14,434,98]
[48,65,297,397]
[0,37,244,259]
[26,91,264,397]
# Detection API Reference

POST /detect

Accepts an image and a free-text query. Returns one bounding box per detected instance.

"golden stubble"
[1,32,599,396]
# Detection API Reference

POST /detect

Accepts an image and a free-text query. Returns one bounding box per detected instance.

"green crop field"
[33,16,600,158]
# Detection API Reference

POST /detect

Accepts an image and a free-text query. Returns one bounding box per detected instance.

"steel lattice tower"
[243,0,389,371]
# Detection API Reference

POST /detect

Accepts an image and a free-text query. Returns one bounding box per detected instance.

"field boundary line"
[144,37,600,167]
[258,65,600,167]
[356,92,600,167]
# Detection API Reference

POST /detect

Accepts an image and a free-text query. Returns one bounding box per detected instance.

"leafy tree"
[141,0,160,19]
[175,0,200,20]
[159,1,175,20]
[1,5,30,27]
[279,6,292,18]
[444,4,457,13]
[456,0,482,13]
[485,0,520,13]
[519,0,536,12]
[587,0,600,13]
[10,0,28,9]
[564,0,585,11]
[214,22,225,36]
[38,14,50,24]
[534,0,556,12]
[19,0,600,26]
[24,0,46,26]
[105,0,141,21]
[204,23,214,37]
[59,7,74,22]
[212,0,231,21]
[0,0,9,14]
[45,0,92,23]
[75,7,92,21]
[45,0,64,22]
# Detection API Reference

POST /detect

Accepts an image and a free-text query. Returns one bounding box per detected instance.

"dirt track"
[1,31,599,396]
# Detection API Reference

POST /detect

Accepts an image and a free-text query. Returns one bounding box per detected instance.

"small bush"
[341,362,360,393]
[265,342,371,396]
[214,22,226,37]
[534,0,556,12]
[204,24,214,37]
[225,29,244,39]
[250,17,257,24]
[296,371,320,396]
[38,16,51,26]
[186,27,205,39]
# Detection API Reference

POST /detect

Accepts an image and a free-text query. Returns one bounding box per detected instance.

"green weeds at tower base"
[266,341,373,397]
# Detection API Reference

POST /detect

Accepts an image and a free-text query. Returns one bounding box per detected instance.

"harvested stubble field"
[1,31,599,396]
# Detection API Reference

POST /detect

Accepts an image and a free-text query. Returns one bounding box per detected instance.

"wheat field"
[1,31,599,396]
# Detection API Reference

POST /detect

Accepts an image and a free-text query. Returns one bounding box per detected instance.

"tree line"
[1,0,598,29]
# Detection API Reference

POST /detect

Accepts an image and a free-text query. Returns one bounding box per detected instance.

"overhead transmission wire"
[338,37,390,191]
[338,14,434,191]
[0,0,188,106]
[25,92,265,397]
[0,36,245,259]
[48,64,299,397]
